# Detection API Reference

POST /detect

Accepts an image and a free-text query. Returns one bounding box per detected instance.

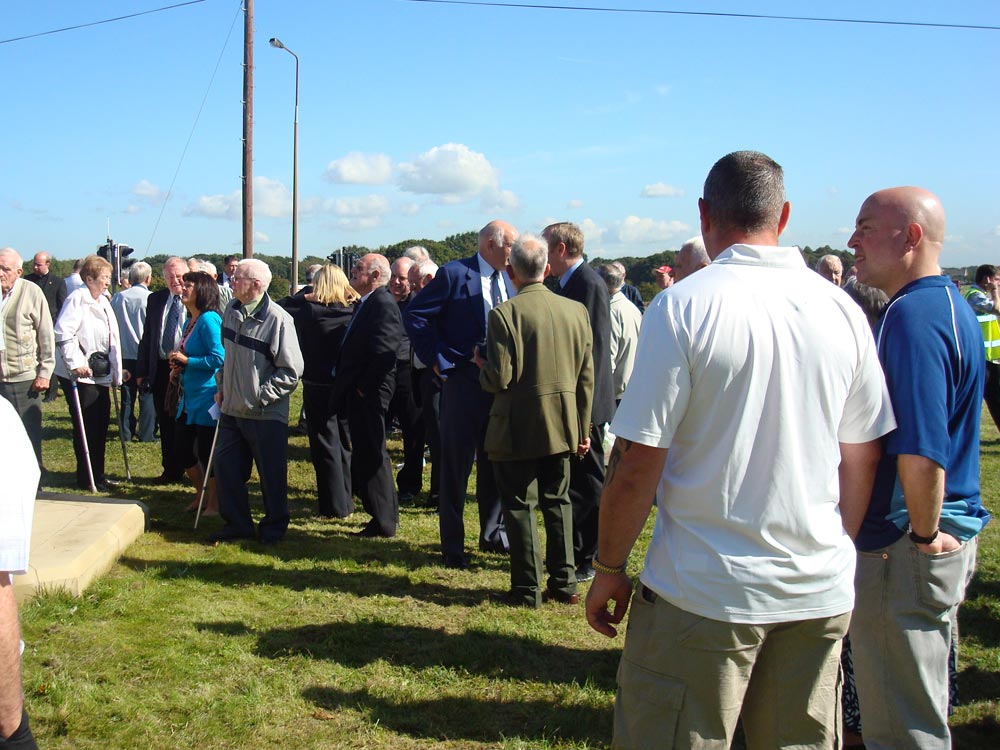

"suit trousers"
[415,366,441,501]
[347,384,398,536]
[152,358,183,479]
[983,360,1000,434]
[214,414,290,543]
[0,381,43,468]
[388,358,425,495]
[120,358,156,442]
[59,378,110,487]
[493,454,575,607]
[569,423,606,568]
[303,382,354,518]
[438,366,506,560]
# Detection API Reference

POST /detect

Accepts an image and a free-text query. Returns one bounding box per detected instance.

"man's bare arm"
[585,437,667,638]
[0,573,24,738]
[898,453,959,554]
[838,439,881,539]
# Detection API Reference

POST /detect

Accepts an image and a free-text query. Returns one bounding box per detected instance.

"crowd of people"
[0,149,993,749]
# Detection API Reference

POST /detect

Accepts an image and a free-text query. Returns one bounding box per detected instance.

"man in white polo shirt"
[585,150,896,749]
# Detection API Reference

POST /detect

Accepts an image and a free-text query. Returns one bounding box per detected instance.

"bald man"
[672,235,711,283]
[848,187,989,750]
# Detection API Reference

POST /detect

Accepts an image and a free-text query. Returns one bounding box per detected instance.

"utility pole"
[242,0,254,258]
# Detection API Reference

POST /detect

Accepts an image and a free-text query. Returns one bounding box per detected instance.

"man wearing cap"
[653,264,673,289]
[586,151,894,749]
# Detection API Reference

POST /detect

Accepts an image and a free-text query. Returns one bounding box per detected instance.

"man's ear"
[698,198,711,236]
[776,201,791,237]
[904,221,924,251]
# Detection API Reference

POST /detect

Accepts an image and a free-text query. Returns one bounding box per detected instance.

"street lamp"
[269,36,300,291]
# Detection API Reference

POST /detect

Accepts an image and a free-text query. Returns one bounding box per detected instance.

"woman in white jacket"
[54,254,123,492]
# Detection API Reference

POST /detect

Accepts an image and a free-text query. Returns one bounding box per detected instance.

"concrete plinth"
[13,492,147,603]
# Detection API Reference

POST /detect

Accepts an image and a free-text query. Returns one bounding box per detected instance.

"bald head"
[479,220,518,272]
[848,186,946,297]
[389,256,414,301]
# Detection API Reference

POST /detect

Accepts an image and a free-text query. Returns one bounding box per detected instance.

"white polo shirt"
[0,397,39,575]
[612,244,895,624]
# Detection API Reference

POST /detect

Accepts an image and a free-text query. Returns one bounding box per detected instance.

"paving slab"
[12,492,148,603]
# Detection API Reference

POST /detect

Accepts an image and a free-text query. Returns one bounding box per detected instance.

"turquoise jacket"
[176,311,224,426]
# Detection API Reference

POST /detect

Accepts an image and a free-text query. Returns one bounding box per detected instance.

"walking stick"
[194,418,222,530]
[68,379,97,493]
[110,382,132,480]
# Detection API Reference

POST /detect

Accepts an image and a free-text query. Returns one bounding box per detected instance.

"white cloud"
[397,143,499,197]
[641,182,684,198]
[335,216,382,231]
[254,231,270,244]
[125,205,141,215]
[132,179,166,204]
[324,152,393,185]
[654,84,671,96]
[835,227,854,235]
[481,188,520,213]
[567,199,584,210]
[311,194,391,218]
[186,176,291,220]
[400,202,421,216]
[609,216,691,244]
[184,192,238,220]
[580,218,606,244]
[826,186,839,196]
[994,225,1000,237]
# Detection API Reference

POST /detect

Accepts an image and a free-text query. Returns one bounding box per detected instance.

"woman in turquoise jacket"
[168,271,224,515]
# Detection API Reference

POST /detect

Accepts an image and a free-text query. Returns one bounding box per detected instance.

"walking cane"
[68,379,97,493]
[194,418,222,530]
[110,382,132,481]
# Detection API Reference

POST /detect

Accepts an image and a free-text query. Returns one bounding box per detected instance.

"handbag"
[164,366,182,416]
[88,351,112,378]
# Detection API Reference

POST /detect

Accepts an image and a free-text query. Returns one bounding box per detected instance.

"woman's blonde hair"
[311,264,359,306]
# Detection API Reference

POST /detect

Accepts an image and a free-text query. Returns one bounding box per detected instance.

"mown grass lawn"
[18,394,1000,748]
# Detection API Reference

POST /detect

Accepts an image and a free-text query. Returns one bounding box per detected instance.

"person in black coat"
[294,265,357,519]
[544,222,616,581]
[24,251,67,321]
[333,254,403,538]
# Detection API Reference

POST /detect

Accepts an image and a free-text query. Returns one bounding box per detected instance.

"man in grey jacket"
[211,259,303,545]
[110,262,155,443]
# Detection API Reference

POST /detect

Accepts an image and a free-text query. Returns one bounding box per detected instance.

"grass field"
[17,393,1000,749]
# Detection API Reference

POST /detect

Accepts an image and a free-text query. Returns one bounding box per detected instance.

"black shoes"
[208,529,256,544]
[489,590,538,609]
[575,563,596,583]
[478,539,509,555]
[442,554,469,570]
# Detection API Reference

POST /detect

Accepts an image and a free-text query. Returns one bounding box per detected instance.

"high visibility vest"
[964,287,1000,360]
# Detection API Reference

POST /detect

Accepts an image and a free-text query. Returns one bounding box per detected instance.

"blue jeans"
[851,534,978,750]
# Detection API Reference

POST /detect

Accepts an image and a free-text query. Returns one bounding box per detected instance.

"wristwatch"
[908,527,940,545]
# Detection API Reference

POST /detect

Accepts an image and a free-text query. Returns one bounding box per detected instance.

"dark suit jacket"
[333,286,402,411]
[403,254,514,374]
[480,283,594,462]
[136,288,172,387]
[555,260,615,425]
[24,272,67,321]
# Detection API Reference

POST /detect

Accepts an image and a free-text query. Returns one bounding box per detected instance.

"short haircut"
[223,255,238,265]
[238,258,272,292]
[480,223,506,250]
[80,254,112,281]
[200,260,218,277]
[163,256,187,274]
[597,263,625,293]
[509,234,548,281]
[818,254,843,271]
[0,247,22,266]
[181,271,221,313]
[414,259,438,280]
[976,264,997,286]
[129,261,152,286]
[702,150,785,234]
[305,263,323,284]
[311,264,359,306]
[403,245,430,262]
[681,236,710,266]
[544,222,585,258]
[366,254,391,288]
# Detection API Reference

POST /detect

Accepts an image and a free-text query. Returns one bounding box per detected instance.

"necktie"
[163,295,182,353]
[490,270,503,308]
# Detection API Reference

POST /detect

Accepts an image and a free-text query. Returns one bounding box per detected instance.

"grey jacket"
[218,294,303,422]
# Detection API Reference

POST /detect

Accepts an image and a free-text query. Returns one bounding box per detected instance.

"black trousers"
[59,378,110,487]
[568,423,606,568]
[347,381,398,536]
[120,357,156,442]
[437,366,505,561]
[0,381,43,468]
[0,709,37,750]
[303,383,354,518]
[388,358,425,495]
[415,366,441,500]
[984,361,1000,433]
[152,359,183,478]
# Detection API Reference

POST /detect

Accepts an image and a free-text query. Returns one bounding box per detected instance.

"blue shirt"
[857,275,990,551]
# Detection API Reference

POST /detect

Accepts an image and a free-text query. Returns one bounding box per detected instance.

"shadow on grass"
[197,618,618,690]
[302,685,612,746]
[956,664,1000,704]
[122,556,503,606]
[952,714,1000,750]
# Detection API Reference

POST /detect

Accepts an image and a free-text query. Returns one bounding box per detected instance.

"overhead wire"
[144,0,243,253]
[0,1,207,45]
[402,0,1000,32]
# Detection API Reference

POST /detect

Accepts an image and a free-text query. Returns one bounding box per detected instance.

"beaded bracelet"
[592,556,628,575]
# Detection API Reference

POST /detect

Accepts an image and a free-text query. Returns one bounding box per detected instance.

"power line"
[0,0,207,45]
[403,0,1000,32]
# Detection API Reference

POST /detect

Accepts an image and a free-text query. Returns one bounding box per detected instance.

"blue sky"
[3,0,999,266]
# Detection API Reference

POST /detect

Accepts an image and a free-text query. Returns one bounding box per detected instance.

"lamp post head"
[269,37,285,49]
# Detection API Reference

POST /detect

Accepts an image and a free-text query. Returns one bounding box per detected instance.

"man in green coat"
[477,233,594,608]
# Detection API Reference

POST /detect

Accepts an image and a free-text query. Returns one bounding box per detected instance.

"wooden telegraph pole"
[242,0,254,258]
